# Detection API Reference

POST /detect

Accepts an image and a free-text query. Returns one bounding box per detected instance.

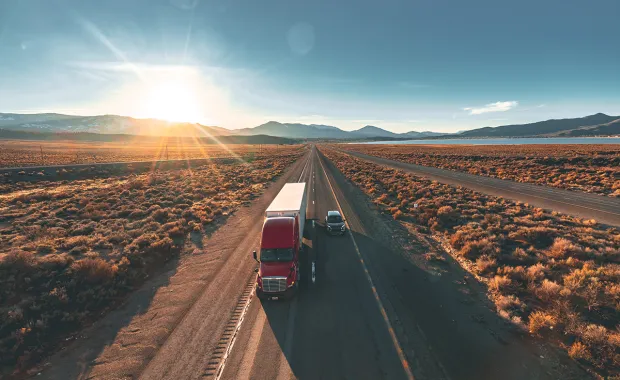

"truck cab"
[254,217,300,299]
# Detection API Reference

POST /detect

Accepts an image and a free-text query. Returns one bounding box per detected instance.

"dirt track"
[342,150,620,227]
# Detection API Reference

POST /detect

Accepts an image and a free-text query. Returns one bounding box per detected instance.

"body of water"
[354,137,620,145]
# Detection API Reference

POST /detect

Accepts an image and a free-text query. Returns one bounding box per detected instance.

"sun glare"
[140,80,203,123]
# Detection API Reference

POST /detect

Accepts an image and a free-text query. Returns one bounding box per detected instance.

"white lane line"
[236,308,267,380]
[297,153,311,182]
[311,262,316,284]
[317,153,415,380]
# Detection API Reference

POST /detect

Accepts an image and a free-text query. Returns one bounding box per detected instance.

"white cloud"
[463,101,518,115]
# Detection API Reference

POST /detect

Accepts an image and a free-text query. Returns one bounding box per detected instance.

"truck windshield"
[327,215,342,223]
[260,248,294,262]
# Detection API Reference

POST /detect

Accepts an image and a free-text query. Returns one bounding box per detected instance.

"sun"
[140,80,203,123]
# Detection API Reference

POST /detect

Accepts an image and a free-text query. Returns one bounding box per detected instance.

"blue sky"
[1,0,619,133]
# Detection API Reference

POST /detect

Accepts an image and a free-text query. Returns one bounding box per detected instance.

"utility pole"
[166,145,169,160]
[40,145,43,165]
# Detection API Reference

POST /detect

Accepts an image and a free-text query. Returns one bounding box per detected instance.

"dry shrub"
[35,242,56,255]
[526,263,546,283]
[459,238,498,259]
[0,249,37,270]
[547,237,578,259]
[167,226,186,238]
[436,205,457,225]
[563,262,597,291]
[568,341,592,361]
[61,235,92,250]
[536,279,563,302]
[496,294,525,315]
[512,247,529,260]
[392,209,404,220]
[528,311,557,335]
[475,255,496,274]
[450,230,467,250]
[580,324,608,346]
[489,275,512,293]
[71,257,117,283]
[510,226,556,248]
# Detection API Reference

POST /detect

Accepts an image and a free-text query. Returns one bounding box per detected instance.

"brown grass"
[320,146,620,377]
[0,139,300,168]
[341,143,620,197]
[0,147,304,374]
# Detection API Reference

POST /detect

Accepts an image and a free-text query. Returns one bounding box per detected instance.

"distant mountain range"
[0,113,227,137]
[459,113,620,138]
[0,112,619,140]
[233,121,444,139]
[0,128,294,145]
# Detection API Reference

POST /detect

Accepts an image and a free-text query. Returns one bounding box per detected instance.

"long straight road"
[213,148,586,380]
[39,146,589,380]
[218,147,412,380]
[341,149,620,227]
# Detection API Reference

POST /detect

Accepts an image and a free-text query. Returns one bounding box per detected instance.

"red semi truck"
[253,182,307,300]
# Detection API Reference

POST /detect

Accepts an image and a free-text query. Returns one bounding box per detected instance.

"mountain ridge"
[460,113,620,137]
[1,112,618,140]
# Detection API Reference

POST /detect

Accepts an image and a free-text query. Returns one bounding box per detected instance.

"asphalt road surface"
[218,147,412,380]
[38,146,588,380]
[342,149,620,227]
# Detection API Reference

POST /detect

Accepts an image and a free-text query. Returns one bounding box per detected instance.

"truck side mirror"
[253,250,258,262]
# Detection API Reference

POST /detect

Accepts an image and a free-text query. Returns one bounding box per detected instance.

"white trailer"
[265,182,307,246]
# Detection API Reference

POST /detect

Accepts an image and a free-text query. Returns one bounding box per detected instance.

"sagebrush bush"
[528,311,557,335]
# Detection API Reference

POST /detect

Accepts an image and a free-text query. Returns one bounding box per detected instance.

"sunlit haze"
[1,0,619,133]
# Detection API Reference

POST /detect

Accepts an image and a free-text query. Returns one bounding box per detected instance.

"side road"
[340,149,620,227]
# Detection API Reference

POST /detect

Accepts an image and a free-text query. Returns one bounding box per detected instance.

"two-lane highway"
[219,147,411,380]
[217,147,588,380]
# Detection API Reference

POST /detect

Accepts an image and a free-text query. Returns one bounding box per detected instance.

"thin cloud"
[463,101,518,115]
[398,81,430,89]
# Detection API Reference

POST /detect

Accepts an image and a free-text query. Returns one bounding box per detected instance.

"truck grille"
[262,277,287,293]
